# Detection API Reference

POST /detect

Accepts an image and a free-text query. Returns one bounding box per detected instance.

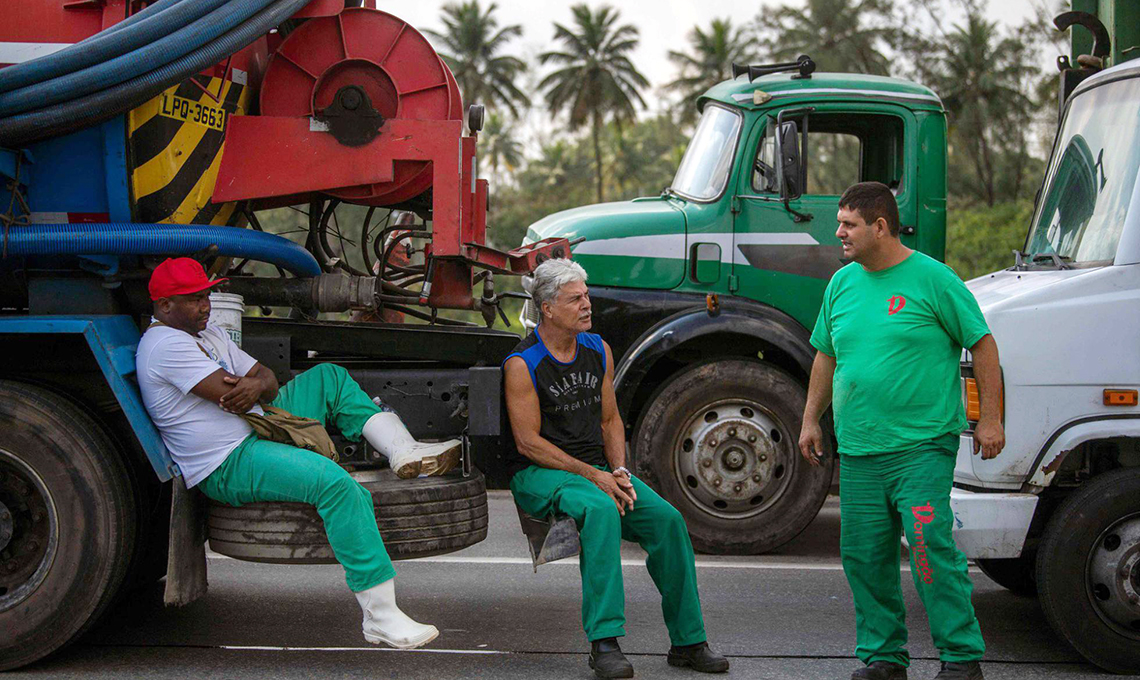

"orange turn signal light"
[1104,389,1138,407]
[964,377,1004,422]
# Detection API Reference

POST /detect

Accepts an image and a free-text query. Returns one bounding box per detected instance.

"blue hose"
[0,0,226,95]
[0,0,272,116]
[3,223,321,277]
[0,0,313,146]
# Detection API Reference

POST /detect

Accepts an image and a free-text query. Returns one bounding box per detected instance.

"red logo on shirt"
[888,295,907,315]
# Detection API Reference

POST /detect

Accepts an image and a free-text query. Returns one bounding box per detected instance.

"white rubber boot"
[354,579,439,649]
[363,411,461,479]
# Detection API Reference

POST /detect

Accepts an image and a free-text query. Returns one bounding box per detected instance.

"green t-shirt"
[810,251,990,456]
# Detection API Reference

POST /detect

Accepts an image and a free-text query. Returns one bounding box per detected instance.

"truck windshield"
[1026,76,1140,265]
[671,105,742,201]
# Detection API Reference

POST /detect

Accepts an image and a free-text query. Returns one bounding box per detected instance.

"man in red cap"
[136,257,460,649]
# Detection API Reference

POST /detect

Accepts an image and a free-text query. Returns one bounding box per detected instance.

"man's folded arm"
[189,367,243,403]
[244,362,279,402]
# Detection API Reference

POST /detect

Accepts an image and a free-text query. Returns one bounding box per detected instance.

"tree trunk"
[979,129,996,207]
[592,107,604,203]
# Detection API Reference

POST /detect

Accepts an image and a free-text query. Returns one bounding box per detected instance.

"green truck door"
[732,104,918,329]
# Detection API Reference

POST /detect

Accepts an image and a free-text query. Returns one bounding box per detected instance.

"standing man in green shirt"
[799,182,1005,680]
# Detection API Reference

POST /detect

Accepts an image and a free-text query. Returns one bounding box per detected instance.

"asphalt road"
[10,493,1122,679]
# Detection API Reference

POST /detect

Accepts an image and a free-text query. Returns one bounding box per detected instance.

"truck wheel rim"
[672,398,795,520]
[1086,511,1140,640]
[0,449,59,613]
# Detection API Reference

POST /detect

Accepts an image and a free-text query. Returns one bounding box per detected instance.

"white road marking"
[219,645,508,654]
[206,553,979,573]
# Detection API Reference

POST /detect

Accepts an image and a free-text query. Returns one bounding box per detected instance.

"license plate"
[159,94,227,132]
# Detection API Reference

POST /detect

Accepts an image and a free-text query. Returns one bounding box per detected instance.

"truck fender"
[0,315,174,480]
[613,304,815,418]
[1027,415,1140,488]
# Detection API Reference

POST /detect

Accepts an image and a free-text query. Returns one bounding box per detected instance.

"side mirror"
[778,121,802,199]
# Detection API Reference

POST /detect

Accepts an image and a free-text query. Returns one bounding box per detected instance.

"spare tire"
[207,468,487,563]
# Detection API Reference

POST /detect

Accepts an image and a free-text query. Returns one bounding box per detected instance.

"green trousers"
[511,465,706,646]
[840,447,985,666]
[199,363,394,592]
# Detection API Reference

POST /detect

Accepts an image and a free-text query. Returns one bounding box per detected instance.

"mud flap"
[163,476,208,606]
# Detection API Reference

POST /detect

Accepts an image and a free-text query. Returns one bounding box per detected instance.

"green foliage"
[538,4,650,202]
[900,0,1046,206]
[756,0,894,75]
[945,200,1033,281]
[425,1,529,118]
[480,112,524,183]
[666,18,757,123]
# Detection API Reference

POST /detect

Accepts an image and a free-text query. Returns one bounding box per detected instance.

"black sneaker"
[667,641,730,673]
[852,660,908,679]
[589,637,634,679]
[933,661,983,679]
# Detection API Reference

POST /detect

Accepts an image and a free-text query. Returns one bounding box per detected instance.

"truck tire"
[1037,467,1140,674]
[208,468,487,562]
[0,381,136,671]
[633,359,833,554]
[975,555,1037,597]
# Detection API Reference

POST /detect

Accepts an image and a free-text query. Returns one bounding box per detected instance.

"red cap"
[148,258,228,301]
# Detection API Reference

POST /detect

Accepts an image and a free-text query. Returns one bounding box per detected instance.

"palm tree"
[666,18,757,123]
[924,10,1036,205]
[538,4,649,202]
[425,1,529,118]
[479,112,524,184]
[757,0,893,75]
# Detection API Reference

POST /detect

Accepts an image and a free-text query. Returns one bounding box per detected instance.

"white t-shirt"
[136,322,265,488]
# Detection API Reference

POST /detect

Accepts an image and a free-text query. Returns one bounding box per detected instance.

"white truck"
[949,52,1140,674]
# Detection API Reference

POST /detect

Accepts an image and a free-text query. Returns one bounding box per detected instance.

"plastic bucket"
[208,293,245,347]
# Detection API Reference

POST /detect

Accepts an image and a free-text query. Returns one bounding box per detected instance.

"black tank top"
[504,328,607,471]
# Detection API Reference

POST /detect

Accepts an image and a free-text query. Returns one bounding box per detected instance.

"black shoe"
[933,661,983,679]
[589,638,634,679]
[851,661,908,680]
[667,641,730,673]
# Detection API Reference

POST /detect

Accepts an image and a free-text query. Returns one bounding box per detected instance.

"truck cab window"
[752,113,904,196]
[672,104,743,200]
[1026,75,1140,265]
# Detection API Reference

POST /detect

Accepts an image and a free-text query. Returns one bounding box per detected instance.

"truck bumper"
[949,487,1038,559]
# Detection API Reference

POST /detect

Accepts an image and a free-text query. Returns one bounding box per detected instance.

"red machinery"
[213,5,569,312]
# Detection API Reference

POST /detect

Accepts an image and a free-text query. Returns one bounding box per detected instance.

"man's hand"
[589,468,635,515]
[798,419,824,467]
[219,375,265,414]
[973,416,1005,460]
[613,468,637,505]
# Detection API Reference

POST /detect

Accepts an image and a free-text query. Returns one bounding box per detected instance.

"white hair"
[531,258,588,313]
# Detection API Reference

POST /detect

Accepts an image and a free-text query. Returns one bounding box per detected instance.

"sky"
[393,0,1045,96]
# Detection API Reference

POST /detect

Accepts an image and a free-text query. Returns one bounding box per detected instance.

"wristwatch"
[613,466,631,478]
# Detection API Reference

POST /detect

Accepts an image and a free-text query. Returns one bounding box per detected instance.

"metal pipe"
[225,273,378,313]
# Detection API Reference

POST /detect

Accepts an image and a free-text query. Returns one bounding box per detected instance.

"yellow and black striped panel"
[127,75,250,226]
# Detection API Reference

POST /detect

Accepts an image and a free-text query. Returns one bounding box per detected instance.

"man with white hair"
[504,258,728,679]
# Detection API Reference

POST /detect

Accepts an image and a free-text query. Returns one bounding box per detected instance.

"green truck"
[522,57,948,554]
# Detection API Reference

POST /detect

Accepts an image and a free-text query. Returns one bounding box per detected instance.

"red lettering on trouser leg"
[911,503,935,584]
[911,504,934,523]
